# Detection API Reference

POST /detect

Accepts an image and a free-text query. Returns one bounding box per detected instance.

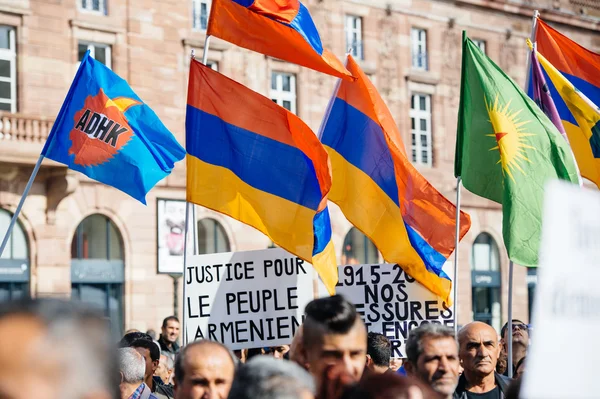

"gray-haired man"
[227,356,315,399]
[404,324,460,399]
[118,348,159,399]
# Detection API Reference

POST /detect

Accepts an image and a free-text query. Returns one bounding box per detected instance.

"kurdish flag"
[185,59,338,294]
[42,52,185,204]
[534,19,600,188]
[455,34,579,266]
[207,0,352,80]
[321,56,471,304]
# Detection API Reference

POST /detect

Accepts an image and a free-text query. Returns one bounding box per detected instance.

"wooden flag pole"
[453,177,462,334]
[524,10,540,93]
[0,154,44,257]
[507,260,515,378]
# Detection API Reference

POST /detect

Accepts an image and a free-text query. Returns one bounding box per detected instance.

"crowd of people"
[0,295,529,399]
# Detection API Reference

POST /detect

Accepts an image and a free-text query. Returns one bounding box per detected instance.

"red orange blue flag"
[185,59,338,294]
[41,52,186,204]
[207,0,353,80]
[533,19,600,188]
[320,56,471,304]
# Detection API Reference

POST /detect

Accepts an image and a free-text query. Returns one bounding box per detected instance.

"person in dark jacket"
[454,322,512,399]
[158,316,181,356]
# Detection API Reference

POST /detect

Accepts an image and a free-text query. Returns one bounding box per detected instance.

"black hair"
[162,316,180,328]
[118,332,153,348]
[130,338,160,362]
[302,295,360,348]
[367,332,391,367]
[500,319,526,339]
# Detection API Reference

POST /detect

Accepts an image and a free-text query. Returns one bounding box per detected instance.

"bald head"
[174,341,236,399]
[458,322,500,380]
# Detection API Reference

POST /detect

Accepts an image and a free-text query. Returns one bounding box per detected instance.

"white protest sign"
[184,248,314,349]
[523,181,600,399]
[318,263,454,358]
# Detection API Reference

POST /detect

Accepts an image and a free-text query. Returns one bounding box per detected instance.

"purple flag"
[530,48,569,142]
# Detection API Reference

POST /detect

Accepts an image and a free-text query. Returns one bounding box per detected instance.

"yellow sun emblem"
[485,94,535,182]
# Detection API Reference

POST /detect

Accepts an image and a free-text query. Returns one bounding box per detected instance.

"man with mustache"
[405,324,460,399]
[454,322,511,399]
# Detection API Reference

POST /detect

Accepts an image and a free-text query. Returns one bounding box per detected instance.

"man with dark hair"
[366,332,393,374]
[159,316,181,355]
[404,324,460,399]
[131,339,173,398]
[300,295,367,394]
[454,322,511,399]
[120,332,153,347]
[173,340,236,399]
[0,299,118,399]
[500,320,529,377]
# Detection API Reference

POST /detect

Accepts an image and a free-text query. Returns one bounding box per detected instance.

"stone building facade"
[0,0,598,336]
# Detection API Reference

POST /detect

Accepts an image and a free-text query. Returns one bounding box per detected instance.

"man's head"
[161,316,180,345]
[268,345,290,360]
[366,333,391,373]
[174,340,237,399]
[130,339,160,383]
[156,353,174,384]
[0,299,117,399]
[404,324,459,398]
[500,320,529,350]
[458,322,501,380]
[119,332,153,348]
[227,357,315,399]
[118,348,145,387]
[301,295,367,392]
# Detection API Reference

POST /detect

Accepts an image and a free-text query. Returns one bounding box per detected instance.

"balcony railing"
[0,112,54,144]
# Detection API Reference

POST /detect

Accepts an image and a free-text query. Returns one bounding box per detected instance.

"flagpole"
[453,177,462,334]
[524,10,540,91]
[507,260,514,378]
[182,200,191,345]
[0,154,44,257]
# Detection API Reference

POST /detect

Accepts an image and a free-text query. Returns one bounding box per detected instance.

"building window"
[0,209,29,300]
[271,72,296,114]
[345,15,363,60]
[193,0,212,31]
[473,39,486,54]
[410,93,432,166]
[0,26,16,113]
[341,227,378,265]
[527,268,537,321]
[411,28,428,70]
[81,0,107,14]
[197,218,230,254]
[206,61,218,71]
[71,214,124,338]
[471,233,501,332]
[78,42,112,69]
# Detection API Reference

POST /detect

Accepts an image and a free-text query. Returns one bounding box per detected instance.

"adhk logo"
[69,89,141,167]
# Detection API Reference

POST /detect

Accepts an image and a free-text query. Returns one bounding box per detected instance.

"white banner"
[184,248,314,349]
[523,181,600,399]
[318,263,454,358]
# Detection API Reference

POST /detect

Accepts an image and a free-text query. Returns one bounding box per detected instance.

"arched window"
[471,233,501,332]
[341,227,378,265]
[71,214,124,338]
[0,209,29,300]
[197,218,230,254]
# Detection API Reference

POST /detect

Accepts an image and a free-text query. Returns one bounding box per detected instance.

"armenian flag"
[207,0,352,80]
[320,55,471,304]
[185,59,338,294]
[534,18,600,188]
[42,52,186,204]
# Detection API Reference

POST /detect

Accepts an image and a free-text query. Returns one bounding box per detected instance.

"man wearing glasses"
[500,320,530,377]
